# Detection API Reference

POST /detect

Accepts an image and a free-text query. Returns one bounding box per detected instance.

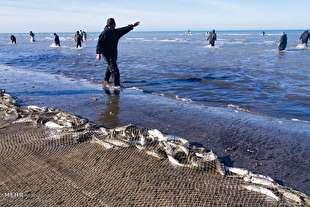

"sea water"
[0,30,309,121]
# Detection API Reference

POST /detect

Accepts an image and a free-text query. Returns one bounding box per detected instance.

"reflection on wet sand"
[100,90,120,128]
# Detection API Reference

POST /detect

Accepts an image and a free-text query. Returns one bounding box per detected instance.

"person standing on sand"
[278,32,287,51]
[96,18,140,89]
[54,33,60,47]
[10,34,16,44]
[75,31,82,48]
[29,31,35,42]
[207,30,217,47]
[299,30,309,47]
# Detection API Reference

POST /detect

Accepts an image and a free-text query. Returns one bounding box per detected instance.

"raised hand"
[133,22,140,27]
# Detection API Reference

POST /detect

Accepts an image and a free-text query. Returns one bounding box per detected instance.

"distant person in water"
[54,33,60,46]
[278,32,287,51]
[262,31,266,36]
[10,34,16,44]
[96,18,140,88]
[82,31,87,41]
[80,30,84,42]
[300,30,309,47]
[207,30,217,47]
[29,31,35,42]
[75,31,82,48]
[187,29,192,36]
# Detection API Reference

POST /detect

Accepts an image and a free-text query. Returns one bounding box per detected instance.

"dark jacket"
[54,35,60,45]
[278,34,287,51]
[207,32,217,44]
[75,34,82,43]
[96,25,134,58]
[300,31,309,44]
[10,35,16,42]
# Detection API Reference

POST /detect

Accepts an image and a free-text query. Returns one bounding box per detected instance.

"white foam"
[227,104,250,113]
[296,44,308,49]
[175,95,192,102]
[127,87,144,92]
[126,37,145,41]
[204,44,221,49]
[159,38,187,43]
[49,43,60,48]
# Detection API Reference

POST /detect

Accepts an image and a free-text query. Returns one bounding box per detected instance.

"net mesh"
[0,123,298,207]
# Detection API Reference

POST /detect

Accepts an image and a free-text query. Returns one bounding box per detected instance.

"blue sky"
[0,0,309,32]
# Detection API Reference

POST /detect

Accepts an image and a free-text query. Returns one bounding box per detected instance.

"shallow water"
[0,30,309,121]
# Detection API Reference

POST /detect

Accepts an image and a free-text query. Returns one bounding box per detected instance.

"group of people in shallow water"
[10,30,87,48]
[278,30,309,51]
[9,19,140,91]
[7,20,310,92]
[203,29,309,52]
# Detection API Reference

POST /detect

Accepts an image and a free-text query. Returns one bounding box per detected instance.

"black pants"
[55,40,60,46]
[104,57,120,86]
[209,41,215,46]
[76,41,82,48]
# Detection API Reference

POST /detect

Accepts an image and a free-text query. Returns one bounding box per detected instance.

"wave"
[221,33,252,36]
[44,36,74,42]
[227,104,250,113]
[126,37,145,41]
[158,38,187,43]
[223,41,244,45]
[264,41,276,45]
[265,33,282,36]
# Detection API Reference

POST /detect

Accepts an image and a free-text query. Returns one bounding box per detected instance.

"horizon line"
[0,28,308,34]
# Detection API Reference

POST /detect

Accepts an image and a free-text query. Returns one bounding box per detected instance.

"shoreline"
[0,92,309,206]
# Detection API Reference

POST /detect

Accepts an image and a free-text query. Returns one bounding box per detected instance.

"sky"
[0,0,309,33]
